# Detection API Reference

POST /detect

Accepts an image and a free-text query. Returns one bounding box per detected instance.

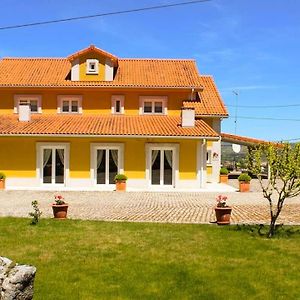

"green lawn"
[1,218,300,300]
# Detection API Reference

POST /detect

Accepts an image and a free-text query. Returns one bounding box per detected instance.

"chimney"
[181,107,195,128]
[19,104,31,122]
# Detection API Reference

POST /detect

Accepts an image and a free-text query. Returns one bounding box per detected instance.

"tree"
[247,143,300,238]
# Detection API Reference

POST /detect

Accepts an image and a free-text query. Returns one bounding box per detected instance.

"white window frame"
[145,143,179,188]
[90,143,124,186]
[86,59,99,74]
[139,96,168,115]
[14,95,42,114]
[111,95,125,114]
[36,143,70,186]
[57,95,82,114]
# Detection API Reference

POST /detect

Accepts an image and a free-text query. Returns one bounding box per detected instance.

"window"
[146,143,179,188]
[139,96,167,115]
[86,59,99,74]
[57,95,82,114]
[207,150,212,164]
[14,95,42,113]
[111,95,125,114]
[91,143,124,186]
[37,143,69,186]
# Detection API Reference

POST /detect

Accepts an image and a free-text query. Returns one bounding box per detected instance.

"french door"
[149,147,176,187]
[42,147,66,185]
[92,144,124,186]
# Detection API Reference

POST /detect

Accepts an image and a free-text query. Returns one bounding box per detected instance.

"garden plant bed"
[0,217,300,299]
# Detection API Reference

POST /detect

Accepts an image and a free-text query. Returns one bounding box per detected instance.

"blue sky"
[1,0,299,141]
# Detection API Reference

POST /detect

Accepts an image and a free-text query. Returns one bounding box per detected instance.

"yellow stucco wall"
[0,89,189,116]
[78,53,106,81]
[0,137,199,180]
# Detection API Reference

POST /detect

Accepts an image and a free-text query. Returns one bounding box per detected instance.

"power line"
[0,0,211,31]
[226,103,300,108]
[228,116,300,122]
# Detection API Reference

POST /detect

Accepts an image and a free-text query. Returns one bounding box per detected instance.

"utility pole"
[232,90,239,135]
[232,90,239,171]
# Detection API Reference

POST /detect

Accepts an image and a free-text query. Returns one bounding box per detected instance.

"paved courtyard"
[0,180,299,225]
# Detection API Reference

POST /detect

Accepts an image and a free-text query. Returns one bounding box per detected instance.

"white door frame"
[145,143,179,188]
[36,143,70,186]
[90,143,124,187]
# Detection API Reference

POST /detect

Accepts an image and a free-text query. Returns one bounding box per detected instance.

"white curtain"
[165,150,173,168]
[57,149,65,166]
[97,150,104,169]
[152,150,159,165]
[43,149,52,168]
[111,150,118,168]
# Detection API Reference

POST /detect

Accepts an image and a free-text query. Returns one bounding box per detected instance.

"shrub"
[29,200,42,225]
[0,172,6,179]
[115,174,128,181]
[220,167,229,175]
[238,173,251,182]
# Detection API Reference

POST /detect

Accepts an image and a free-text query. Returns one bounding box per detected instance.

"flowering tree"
[247,143,300,238]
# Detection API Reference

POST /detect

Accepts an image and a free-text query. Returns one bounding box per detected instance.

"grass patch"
[1,218,300,299]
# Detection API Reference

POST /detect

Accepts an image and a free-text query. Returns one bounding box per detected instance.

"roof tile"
[0,115,218,138]
[183,76,228,116]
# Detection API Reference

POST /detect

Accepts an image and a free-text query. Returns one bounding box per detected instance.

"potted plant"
[219,167,229,184]
[115,174,128,191]
[51,195,68,219]
[215,195,232,225]
[0,172,6,190]
[238,173,251,192]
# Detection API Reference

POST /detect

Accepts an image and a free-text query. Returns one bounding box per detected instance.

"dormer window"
[86,59,99,74]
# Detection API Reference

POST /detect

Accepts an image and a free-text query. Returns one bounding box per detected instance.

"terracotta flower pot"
[239,181,250,192]
[116,180,126,191]
[215,207,232,225]
[220,175,228,184]
[52,204,68,219]
[0,179,5,190]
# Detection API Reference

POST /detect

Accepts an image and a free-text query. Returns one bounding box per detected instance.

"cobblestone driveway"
[0,180,299,225]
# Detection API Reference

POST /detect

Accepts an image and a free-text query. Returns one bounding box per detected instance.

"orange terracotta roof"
[182,76,228,116]
[0,58,203,89]
[221,133,275,146]
[67,45,118,63]
[0,115,219,138]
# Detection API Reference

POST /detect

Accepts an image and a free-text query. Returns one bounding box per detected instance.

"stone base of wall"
[0,257,36,300]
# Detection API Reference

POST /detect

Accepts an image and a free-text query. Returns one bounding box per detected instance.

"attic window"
[86,59,99,74]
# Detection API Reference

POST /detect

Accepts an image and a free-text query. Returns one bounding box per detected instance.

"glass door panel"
[97,149,106,184]
[43,149,52,184]
[150,149,173,186]
[42,148,65,185]
[164,150,173,185]
[96,149,119,185]
[55,149,64,184]
[109,150,118,184]
[151,150,161,185]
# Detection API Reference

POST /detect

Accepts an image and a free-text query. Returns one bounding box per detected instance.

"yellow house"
[0,45,228,191]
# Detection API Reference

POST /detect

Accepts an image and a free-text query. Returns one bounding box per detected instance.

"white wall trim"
[14,94,42,114]
[139,96,168,115]
[71,58,79,81]
[90,143,124,187]
[36,142,70,187]
[57,95,83,114]
[111,95,125,114]
[105,58,114,81]
[145,143,179,188]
